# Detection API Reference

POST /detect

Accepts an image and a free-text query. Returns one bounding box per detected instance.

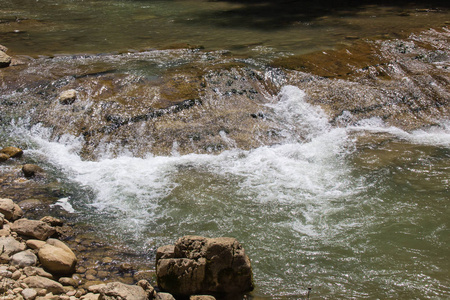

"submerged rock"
[0,153,9,162]
[59,89,77,105]
[0,147,23,158]
[156,235,253,297]
[22,164,45,178]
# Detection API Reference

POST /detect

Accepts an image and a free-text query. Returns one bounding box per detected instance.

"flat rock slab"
[11,218,56,240]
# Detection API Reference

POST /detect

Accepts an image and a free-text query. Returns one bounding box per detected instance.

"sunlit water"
[3,86,449,298]
[1,0,450,56]
[1,0,450,299]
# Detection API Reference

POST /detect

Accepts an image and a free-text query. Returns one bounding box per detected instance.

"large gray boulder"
[0,236,27,258]
[38,238,77,275]
[10,250,38,267]
[11,219,56,240]
[156,236,253,297]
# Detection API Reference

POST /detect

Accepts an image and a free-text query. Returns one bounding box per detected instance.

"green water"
[1,0,450,56]
[1,0,450,299]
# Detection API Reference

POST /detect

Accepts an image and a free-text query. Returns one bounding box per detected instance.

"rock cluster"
[156,235,254,297]
[0,146,46,178]
[0,196,186,300]
[1,196,222,300]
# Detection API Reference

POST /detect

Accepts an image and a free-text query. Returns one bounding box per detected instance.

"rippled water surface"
[1,0,450,56]
[1,0,450,299]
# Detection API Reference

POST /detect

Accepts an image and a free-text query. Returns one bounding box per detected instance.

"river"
[1,0,449,299]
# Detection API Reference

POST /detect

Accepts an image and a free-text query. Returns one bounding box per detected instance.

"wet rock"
[23,276,65,294]
[18,199,46,211]
[0,44,8,52]
[10,250,38,267]
[0,50,11,68]
[0,147,23,158]
[0,153,9,162]
[156,236,253,296]
[89,282,147,300]
[38,239,77,275]
[59,89,77,105]
[11,219,56,240]
[40,216,63,227]
[22,164,45,178]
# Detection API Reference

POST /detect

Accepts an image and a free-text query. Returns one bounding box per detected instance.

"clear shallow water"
[3,87,449,298]
[1,0,450,56]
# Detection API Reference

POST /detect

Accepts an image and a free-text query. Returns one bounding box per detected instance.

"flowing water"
[1,0,450,299]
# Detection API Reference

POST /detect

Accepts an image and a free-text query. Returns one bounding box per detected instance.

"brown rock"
[0,51,11,68]
[90,282,147,300]
[0,153,9,162]
[156,244,175,261]
[23,266,54,279]
[11,219,56,240]
[59,277,78,287]
[40,216,63,227]
[0,147,23,158]
[26,239,47,250]
[190,296,216,300]
[0,198,16,220]
[23,276,65,294]
[38,239,77,275]
[155,293,176,300]
[137,280,155,299]
[22,164,45,178]
[156,236,253,296]
[12,204,24,220]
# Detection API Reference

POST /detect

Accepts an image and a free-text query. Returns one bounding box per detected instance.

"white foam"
[51,197,76,213]
[349,117,450,147]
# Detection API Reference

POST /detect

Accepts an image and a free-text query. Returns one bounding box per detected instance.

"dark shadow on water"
[181,0,450,30]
